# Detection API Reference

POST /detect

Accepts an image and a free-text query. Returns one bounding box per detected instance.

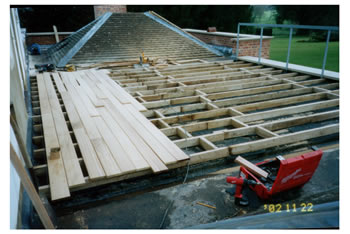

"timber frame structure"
[110,59,339,161]
[29,58,339,199]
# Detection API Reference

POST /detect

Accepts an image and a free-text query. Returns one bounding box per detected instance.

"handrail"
[235,23,339,78]
[238,23,339,31]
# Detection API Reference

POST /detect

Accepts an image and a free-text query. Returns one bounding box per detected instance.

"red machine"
[226,149,323,205]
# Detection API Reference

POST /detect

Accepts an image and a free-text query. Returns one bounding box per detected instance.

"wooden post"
[53,25,59,43]
[10,143,55,229]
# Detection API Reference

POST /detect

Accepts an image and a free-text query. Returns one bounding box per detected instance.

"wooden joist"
[230,124,339,155]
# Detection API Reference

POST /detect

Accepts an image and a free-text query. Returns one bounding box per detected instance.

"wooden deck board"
[74,72,104,107]
[97,81,177,165]
[43,73,85,187]
[68,72,100,117]
[60,91,106,180]
[51,72,66,93]
[84,73,108,99]
[97,107,150,171]
[89,69,131,104]
[60,72,122,178]
[103,99,168,172]
[125,104,189,161]
[36,73,70,200]
[92,115,136,173]
[91,69,147,111]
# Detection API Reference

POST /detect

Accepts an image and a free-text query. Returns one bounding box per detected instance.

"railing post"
[321,30,331,78]
[286,28,293,71]
[258,26,264,64]
[236,24,240,60]
[237,23,337,76]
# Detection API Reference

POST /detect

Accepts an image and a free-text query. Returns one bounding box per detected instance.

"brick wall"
[232,39,271,58]
[26,34,70,46]
[189,32,271,58]
[94,5,127,18]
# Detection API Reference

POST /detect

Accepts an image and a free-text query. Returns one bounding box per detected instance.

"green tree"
[274,5,339,39]
[275,5,338,35]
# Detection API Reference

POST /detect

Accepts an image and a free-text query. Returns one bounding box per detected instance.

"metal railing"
[235,23,339,78]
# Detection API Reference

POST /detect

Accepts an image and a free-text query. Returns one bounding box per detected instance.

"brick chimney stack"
[94,5,127,18]
[207,27,217,32]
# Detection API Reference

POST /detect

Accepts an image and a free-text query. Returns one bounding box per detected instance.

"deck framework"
[109,59,339,164]
[30,58,339,200]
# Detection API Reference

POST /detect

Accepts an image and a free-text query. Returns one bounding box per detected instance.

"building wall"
[10,9,28,144]
[189,32,271,58]
[26,34,69,46]
[10,8,30,229]
[10,126,24,229]
[94,5,127,18]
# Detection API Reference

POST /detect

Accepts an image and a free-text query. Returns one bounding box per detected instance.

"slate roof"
[46,12,222,66]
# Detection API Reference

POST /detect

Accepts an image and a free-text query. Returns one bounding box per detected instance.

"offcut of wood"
[234,156,269,178]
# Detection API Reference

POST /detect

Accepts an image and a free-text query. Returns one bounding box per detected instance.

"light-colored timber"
[34,69,190,200]
[234,156,269,178]
[32,59,339,199]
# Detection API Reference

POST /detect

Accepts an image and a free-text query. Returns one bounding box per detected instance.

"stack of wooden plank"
[36,69,189,200]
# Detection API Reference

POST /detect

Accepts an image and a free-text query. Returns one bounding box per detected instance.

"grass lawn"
[269,36,339,72]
